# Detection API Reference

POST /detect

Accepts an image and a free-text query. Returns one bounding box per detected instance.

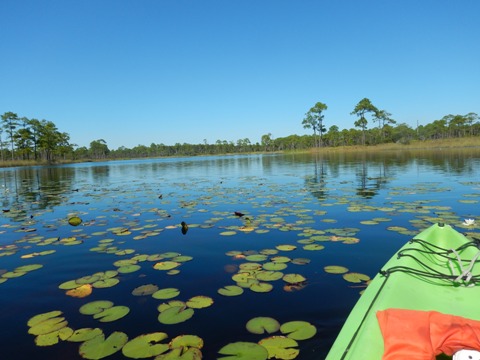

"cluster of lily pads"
[27,310,205,359]
[0,263,43,284]
[218,317,317,360]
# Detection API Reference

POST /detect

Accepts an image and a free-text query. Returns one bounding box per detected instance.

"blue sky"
[1,1,479,149]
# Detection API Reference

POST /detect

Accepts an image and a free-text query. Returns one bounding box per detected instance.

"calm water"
[1,150,479,359]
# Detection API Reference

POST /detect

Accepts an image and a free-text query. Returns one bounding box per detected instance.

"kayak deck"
[326,223,480,359]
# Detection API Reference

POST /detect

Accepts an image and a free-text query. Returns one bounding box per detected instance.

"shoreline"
[1,137,480,168]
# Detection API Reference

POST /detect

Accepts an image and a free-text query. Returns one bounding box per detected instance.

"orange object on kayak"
[377,309,480,360]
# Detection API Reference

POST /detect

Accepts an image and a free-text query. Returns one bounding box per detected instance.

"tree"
[89,139,110,159]
[373,109,396,142]
[1,112,19,160]
[261,133,273,151]
[351,98,377,145]
[302,102,327,147]
[38,120,62,162]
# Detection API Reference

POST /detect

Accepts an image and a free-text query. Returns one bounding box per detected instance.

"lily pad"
[217,285,244,297]
[79,331,128,359]
[153,261,181,271]
[132,284,159,296]
[66,284,93,298]
[79,300,114,315]
[158,306,194,325]
[282,274,306,284]
[121,332,169,358]
[170,334,204,349]
[276,245,297,251]
[280,321,317,340]
[152,288,180,300]
[258,336,299,360]
[343,272,371,283]
[186,296,214,309]
[28,316,68,335]
[218,342,268,360]
[324,265,349,274]
[35,326,74,346]
[68,216,83,226]
[28,310,63,327]
[68,328,104,342]
[246,317,281,334]
[255,271,284,282]
[93,306,130,322]
[92,278,120,288]
[250,282,273,293]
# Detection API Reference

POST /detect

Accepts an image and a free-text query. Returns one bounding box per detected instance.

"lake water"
[1,150,479,359]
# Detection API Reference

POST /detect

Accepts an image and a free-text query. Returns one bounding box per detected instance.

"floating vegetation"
[219,317,316,359]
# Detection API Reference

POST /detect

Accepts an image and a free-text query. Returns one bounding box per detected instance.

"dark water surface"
[1,150,479,359]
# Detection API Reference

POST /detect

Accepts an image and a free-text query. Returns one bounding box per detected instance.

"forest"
[1,98,479,163]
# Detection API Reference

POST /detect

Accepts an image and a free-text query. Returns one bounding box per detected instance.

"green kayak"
[326,223,480,359]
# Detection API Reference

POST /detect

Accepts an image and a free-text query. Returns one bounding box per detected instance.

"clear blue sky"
[1,0,479,149]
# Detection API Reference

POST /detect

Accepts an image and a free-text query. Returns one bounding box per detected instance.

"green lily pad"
[276,245,296,251]
[258,336,299,360]
[35,326,74,346]
[121,332,169,358]
[155,347,202,359]
[217,285,244,297]
[152,288,180,300]
[271,256,291,263]
[157,301,186,312]
[117,264,141,274]
[68,328,104,342]
[218,342,268,360]
[220,231,237,236]
[245,254,268,262]
[28,316,68,335]
[77,275,101,285]
[343,272,371,283]
[291,258,310,265]
[68,216,82,226]
[28,310,63,327]
[303,244,325,251]
[324,265,349,274]
[93,306,130,322]
[158,306,194,325]
[132,284,159,296]
[186,296,214,309]
[92,278,120,288]
[246,317,281,334]
[79,300,114,315]
[16,264,43,272]
[263,262,288,271]
[170,334,204,349]
[250,282,273,293]
[79,331,128,359]
[153,261,181,271]
[280,321,317,340]
[282,274,306,284]
[171,255,193,263]
[255,271,284,281]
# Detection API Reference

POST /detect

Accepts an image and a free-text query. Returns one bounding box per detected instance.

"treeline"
[1,100,479,162]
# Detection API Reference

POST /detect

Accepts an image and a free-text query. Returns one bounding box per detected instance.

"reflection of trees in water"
[1,166,78,219]
[305,155,329,201]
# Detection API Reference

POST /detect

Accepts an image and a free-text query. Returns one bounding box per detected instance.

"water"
[0,150,479,359]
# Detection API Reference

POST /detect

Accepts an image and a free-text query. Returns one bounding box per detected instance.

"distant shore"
[1,137,480,168]
[307,137,480,154]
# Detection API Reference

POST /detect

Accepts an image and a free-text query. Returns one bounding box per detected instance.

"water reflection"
[1,149,479,219]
